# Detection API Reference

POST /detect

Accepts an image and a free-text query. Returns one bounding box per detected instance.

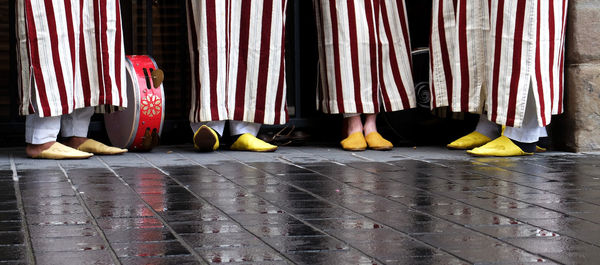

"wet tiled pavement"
[1,145,600,264]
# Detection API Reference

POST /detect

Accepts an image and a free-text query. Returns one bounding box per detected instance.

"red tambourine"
[104,55,165,151]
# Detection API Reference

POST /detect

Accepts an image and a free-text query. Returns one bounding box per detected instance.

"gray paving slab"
[1,146,599,264]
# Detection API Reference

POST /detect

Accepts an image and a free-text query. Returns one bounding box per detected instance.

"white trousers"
[190,121,261,137]
[476,88,547,143]
[503,88,548,143]
[25,107,94,144]
[474,114,500,139]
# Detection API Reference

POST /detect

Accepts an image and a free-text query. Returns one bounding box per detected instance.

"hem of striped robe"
[186,0,289,126]
[429,0,568,128]
[16,0,127,118]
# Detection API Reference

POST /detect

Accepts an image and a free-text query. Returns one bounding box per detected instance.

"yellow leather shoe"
[499,125,544,152]
[365,132,393,151]
[193,125,220,152]
[341,132,367,151]
[535,146,547,153]
[467,136,533,157]
[447,131,492,150]
[77,139,128,155]
[230,133,277,152]
[33,142,93,159]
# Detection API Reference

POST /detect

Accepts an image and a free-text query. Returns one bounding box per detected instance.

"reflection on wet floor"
[2,147,600,264]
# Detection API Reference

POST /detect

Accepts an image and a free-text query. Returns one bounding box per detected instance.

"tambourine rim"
[103,58,140,148]
[125,58,142,148]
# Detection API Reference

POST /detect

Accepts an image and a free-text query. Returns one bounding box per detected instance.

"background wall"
[553,0,600,152]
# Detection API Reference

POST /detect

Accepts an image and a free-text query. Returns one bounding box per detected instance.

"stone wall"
[554,0,600,152]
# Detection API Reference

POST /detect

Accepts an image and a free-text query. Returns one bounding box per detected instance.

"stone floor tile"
[34,250,114,265]
[3,146,600,264]
[111,241,192,257]
[197,247,286,263]
[102,227,176,243]
[30,236,107,252]
[0,245,27,262]
[118,255,200,265]
[285,249,377,265]
[181,232,265,249]
[261,235,349,253]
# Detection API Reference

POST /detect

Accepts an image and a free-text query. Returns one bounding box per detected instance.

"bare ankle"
[26,142,56,158]
[362,114,378,135]
[343,116,363,137]
[63,136,88,149]
[363,128,377,136]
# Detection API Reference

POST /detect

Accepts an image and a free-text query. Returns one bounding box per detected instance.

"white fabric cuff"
[229,121,261,136]
[190,121,226,136]
[343,113,361,118]
[475,115,501,139]
[60,107,94,138]
[504,126,547,143]
[25,115,61,144]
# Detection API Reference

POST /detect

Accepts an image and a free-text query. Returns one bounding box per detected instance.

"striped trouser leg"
[429,0,489,113]
[314,0,415,115]
[187,0,288,125]
[17,0,126,117]
[487,0,568,128]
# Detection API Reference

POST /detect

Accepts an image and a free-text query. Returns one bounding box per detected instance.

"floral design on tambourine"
[141,94,162,117]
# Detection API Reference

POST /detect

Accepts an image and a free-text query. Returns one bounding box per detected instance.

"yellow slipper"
[193,125,220,152]
[535,146,547,153]
[447,131,492,150]
[33,142,93,159]
[467,136,533,157]
[500,126,546,152]
[341,132,367,151]
[365,132,393,151]
[230,133,277,152]
[77,139,128,155]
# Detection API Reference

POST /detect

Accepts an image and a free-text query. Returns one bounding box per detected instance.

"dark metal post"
[181,2,189,118]
[121,0,133,54]
[293,0,301,118]
[146,0,153,56]
[9,0,18,121]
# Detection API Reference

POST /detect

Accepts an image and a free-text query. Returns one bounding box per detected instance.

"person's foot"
[447,131,492,150]
[27,142,93,159]
[362,114,378,136]
[535,146,547,153]
[193,125,220,152]
[26,142,57,158]
[343,115,363,138]
[365,132,393,151]
[63,136,126,155]
[341,132,367,151]
[76,139,128,155]
[467,136,533,157]
[63,136,89,150]
[230,133,277,152]
[511,139,536,153]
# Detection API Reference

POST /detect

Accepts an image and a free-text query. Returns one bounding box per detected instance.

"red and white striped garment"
[430,0,568,127]
[16,0,127,118]
[314,0,415,114]
[187,0,288,125]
